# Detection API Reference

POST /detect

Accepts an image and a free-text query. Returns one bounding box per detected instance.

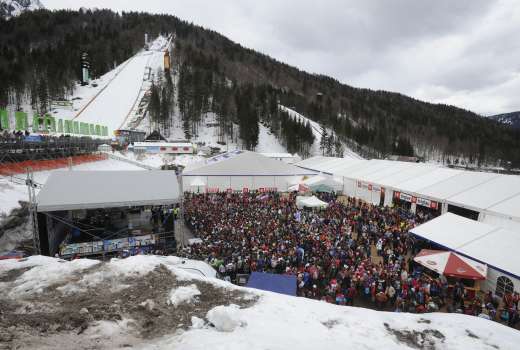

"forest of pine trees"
[1,9,519,166]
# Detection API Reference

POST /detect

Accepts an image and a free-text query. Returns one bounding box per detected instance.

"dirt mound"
[0,263,256,349]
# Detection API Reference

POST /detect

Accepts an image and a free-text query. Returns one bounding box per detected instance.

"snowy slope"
[168,111,288,154]
[73,37,168,135]
[279,105,363,159]
[0,0,43,18]
[0,255,518,350]
[50,36,169,137]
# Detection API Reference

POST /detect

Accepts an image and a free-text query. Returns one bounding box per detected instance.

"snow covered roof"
[182,151,316,177]
[37,171,179,212]
[410,213,520,279]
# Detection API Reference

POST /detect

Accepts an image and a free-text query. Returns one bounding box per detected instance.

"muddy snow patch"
[168,284,201,307]
[206,304,247,332]
[0,257,256,349]
[384,322,446,349]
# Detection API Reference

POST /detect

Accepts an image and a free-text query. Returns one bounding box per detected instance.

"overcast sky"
[43,0,520,116]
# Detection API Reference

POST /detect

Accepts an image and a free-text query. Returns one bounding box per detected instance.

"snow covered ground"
[168,111,289,154]
[0,255,518,349]
[279,105,363,159]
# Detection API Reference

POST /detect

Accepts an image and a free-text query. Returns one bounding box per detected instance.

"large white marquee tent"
[182,151,316,193]
[295,157,520,231]
[410,213,520,295]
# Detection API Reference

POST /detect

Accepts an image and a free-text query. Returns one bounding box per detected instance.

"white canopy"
[410,213,520,279]
[296,196,328,209]
[37,171,179,212]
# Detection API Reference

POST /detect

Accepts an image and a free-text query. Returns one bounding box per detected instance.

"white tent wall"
[254,176,278,190]
[370,186,383,206]
[384,189,394,206]
[484,267,520,296]
[343,177,357,197]
[230,176,253,190]
[206,176,230,191]
[183,175,297,192]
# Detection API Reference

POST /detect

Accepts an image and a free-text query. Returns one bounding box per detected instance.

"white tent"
[295,157,520,228]
[410,213,520,295]
[182,151,316,192]
[296,196,328,209]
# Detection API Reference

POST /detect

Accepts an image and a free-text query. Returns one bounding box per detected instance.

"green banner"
[32,114,41,132]
[0,109,8,129]
[15,111,27,131]
[57,119,63,133]
[44,115,56,132]
[73,121,79,134]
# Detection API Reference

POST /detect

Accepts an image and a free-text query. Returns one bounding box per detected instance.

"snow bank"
[164,291,520,350]
[2,255,519,350]
[206,304,246,332]
[1,256,100,297]
[168,284,201,307]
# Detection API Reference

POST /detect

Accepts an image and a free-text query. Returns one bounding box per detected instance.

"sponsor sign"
[416,196,438,209]
[399,193,413,202]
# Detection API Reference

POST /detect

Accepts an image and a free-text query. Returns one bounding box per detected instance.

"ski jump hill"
[70,36,170,136]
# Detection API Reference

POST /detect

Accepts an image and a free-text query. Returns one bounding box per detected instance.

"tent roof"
[447,174,520,211]
[183,151,316,176]
[397,168,462,194]
[410,213,520,278]
[295,157,366,175]
[418,172,500,201]
[37,171,179,212]
[296,195,328,209]
[486,192,520,219]
[414,249,487,280]
[246,272,297,296]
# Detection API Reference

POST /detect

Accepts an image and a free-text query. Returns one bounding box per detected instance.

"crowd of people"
[182,191,519,328]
